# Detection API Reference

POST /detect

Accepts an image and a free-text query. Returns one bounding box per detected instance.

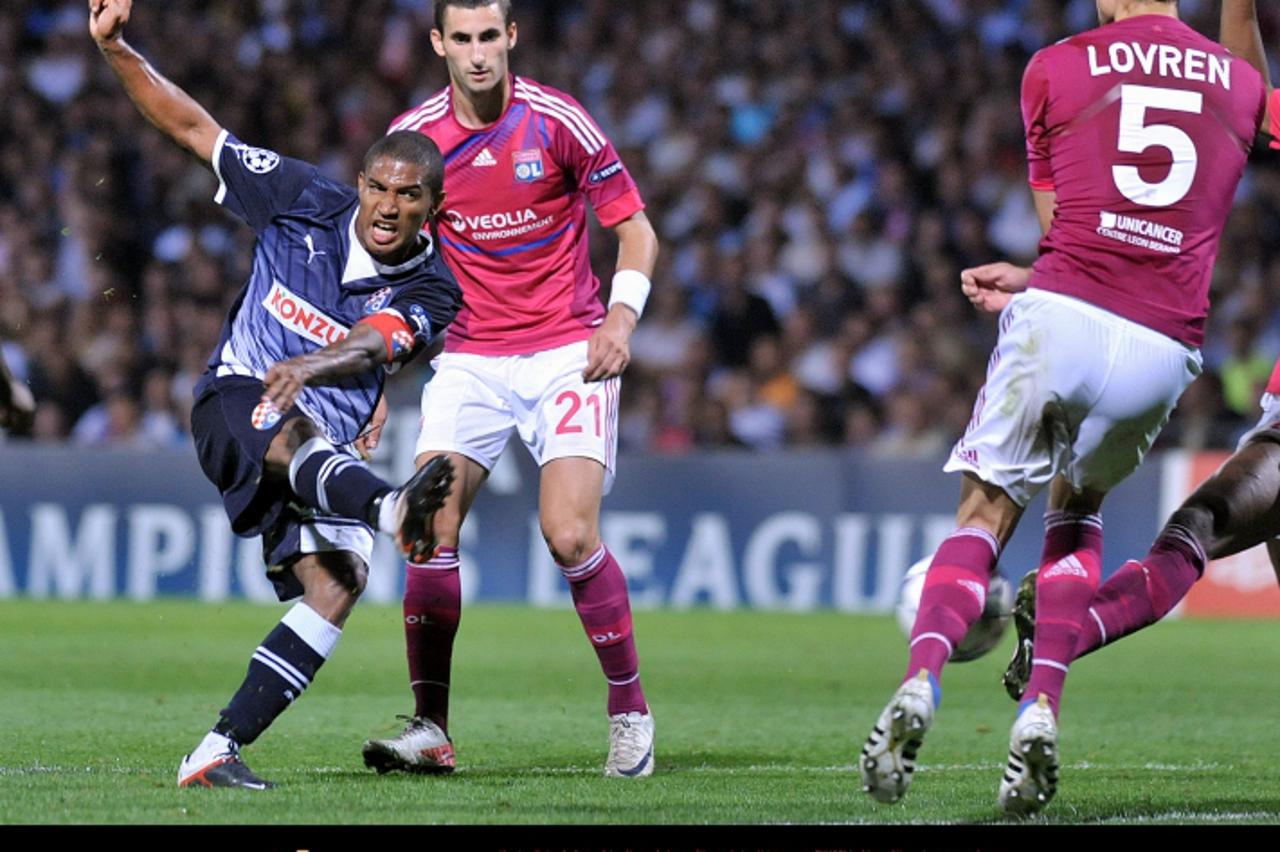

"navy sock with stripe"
[214,603,341,746]
[288,436,392,526]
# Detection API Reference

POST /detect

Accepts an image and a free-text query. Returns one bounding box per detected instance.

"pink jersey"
[1022,15,1264,347]
[390,76,644,355]
[1266,357,1280,396]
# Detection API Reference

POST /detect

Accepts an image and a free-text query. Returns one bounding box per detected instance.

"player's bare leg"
[363,451,486,776]
[541,456,653,777]
[180,552,364,789]
[862,474,1021,803]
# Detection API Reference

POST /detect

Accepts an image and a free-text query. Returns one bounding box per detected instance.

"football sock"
[1071,524,1205,660]
[213,603,341,746]
[1021,511,1103,717]
[904,527,1001,686]
[561,545,648,716]
[403,547,461,732]
[288,436,391,527]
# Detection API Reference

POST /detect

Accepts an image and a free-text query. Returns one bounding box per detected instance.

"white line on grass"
[0,759,1235,777]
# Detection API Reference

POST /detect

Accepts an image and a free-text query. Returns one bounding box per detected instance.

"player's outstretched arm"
[1220,0,1272,130]
[584,211,659,382]
[260,324,389,415]
[89,0,221,165]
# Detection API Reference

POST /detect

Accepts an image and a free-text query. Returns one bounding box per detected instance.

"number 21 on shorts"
[554,390,603,436]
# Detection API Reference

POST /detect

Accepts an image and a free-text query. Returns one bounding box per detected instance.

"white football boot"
[605,711,655,778]
[859,669,936,803]
[998,693,1059,816]
[362,715,456,775]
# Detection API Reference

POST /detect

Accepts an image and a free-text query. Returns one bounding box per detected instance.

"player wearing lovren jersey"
[859,0,1264,816]
[90,0,463,789]
[361,0,660,778]
[997,0,1280,797]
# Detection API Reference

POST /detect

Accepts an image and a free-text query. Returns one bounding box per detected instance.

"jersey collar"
[342,209,434,285]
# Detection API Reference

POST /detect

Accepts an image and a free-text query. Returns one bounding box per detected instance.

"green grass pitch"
[1,598,1277,826]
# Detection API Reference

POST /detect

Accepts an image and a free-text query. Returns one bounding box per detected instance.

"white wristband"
[608,269,651,319]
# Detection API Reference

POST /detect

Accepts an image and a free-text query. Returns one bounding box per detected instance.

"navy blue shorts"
[192,375,374,600]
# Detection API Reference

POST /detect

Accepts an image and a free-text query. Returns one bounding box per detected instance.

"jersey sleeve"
[375,259,464,359]
[1021,51,1055,192]
[212,130,319,233]
[548,93,645,228]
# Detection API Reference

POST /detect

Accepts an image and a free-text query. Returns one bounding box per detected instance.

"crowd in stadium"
[5,0,1280,453]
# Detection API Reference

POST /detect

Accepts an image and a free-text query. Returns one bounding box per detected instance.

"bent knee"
[1166,503,1216,544]
[542,522,600,566]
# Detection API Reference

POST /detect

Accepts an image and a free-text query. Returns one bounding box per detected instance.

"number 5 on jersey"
[1113,83,1203,208]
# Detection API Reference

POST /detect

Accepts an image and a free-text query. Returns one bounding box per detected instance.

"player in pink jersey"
[998,0,1280,782]
[858,0,1265,815]
[362,0,660,779]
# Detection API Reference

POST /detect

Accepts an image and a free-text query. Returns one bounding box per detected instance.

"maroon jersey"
[1022,15,1264,347]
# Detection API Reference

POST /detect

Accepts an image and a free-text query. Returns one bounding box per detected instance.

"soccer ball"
[894,556,1014,662]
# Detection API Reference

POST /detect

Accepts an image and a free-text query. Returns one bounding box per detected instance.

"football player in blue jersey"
[91,0,463,789]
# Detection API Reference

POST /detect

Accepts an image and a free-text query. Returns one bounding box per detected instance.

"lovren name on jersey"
[1086,42,1233,88]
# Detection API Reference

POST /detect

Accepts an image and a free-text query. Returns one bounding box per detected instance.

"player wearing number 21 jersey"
[859,1,1265,816]
[359,1,660,781]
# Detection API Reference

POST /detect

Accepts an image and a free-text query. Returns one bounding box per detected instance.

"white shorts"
[416,340,620,491]
[945,289,1202,506]
[1237,392,1280,451]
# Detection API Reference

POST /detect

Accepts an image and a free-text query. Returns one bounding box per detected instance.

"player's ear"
[430,190,447,220]
[430,28,446,58]
[508,22,517,50]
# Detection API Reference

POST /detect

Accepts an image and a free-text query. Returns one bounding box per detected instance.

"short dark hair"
[433,0,512,34]
[362,131,445,199]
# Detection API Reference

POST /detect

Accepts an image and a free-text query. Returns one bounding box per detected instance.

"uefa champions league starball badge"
[251,399,282,431]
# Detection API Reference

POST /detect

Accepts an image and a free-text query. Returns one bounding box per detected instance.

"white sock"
[190,730,235,764]
[376,489,401,536]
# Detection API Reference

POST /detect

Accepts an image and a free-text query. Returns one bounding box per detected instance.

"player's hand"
[960,262,1031,314]
[89,0,132,44]
[584,305,636,382]
[353,395,388,461]
[262,358,312,415]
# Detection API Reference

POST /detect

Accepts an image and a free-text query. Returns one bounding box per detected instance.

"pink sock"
[1071,524,1206,660]
[403,547,461,732]
[905,527,1001,684]
[561,545,648,716]
[1022,512,1103,716]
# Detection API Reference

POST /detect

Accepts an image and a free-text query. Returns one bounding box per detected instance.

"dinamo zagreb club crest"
[251,399,282,431]
[364,287,392,314]
[513,148,544,182]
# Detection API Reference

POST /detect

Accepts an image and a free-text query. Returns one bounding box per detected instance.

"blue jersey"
[195,131,461,444]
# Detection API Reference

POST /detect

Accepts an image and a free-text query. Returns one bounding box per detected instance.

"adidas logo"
[1043,554,1089,580]
[959,579,987,607]
[471,147,497,167]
